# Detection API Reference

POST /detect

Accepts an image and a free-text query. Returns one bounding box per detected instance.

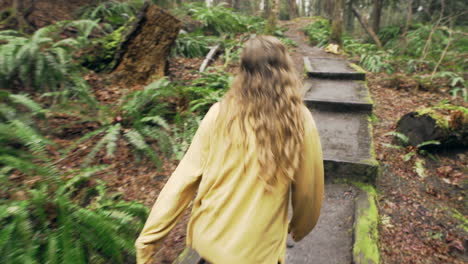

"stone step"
[286,184,357,264]
[304,57,366,81]
[303,79,373,112]
[308,109,378,183]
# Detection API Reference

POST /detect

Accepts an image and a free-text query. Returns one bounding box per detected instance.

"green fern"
[0,91,56,177]
[0,176,148,263]
[172,31,218,58]
[188,3,249,35]
[79,0,144,30]
[302,18,331,47]
[83,123,121,166]
[0,20,99,91]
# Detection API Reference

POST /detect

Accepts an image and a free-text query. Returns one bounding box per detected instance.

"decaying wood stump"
[112,4,181,86]
[396,105,468,147]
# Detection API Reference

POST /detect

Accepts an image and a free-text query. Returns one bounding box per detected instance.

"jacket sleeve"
[289,109,324,242]
[135,103,219,264]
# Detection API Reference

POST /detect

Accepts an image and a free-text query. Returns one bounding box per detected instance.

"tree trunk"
[264,0,279,34]
[322,0,333,18]
[288,0,299,19]
[112,4,181,86]
[314,0,322,16]
[396,106,468,147]
[263,0,271,18]
[345,0,354,32]
[371,0,383,34]
[351,6,383,49]
[329,0,344,46]
[402,0,413,37]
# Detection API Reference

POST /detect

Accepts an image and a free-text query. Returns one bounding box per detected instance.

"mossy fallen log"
[396,104,468,147]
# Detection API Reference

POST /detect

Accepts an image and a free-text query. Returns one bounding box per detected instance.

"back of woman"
[135,36,324,264]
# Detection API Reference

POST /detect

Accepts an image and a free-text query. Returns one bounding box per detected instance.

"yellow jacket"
[135,103,324,264]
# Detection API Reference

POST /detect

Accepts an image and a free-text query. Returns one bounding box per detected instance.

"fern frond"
[83,124,121,166]
[140,115,170,130]
[62,126,107,156]
[9,119,50,158]
[9,94,45,115]
[384,131,409,145]
[139,126,173,156]
[124,129,161,167]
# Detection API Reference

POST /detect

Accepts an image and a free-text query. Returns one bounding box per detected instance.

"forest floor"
[43,19,468,264]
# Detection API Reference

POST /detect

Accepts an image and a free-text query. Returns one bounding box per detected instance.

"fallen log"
[396,105,468,147]
[199,44,220,72]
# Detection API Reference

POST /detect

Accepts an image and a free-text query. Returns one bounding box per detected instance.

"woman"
[135,36,324,264]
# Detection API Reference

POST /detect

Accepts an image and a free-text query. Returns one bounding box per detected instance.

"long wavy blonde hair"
[217,35,305,190]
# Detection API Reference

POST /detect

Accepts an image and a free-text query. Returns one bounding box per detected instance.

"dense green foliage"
[2,1,466,262]
[0,90,147,263]
[0,20,99,91]
[172,31,218,58]
[79,0,145,31]
[303,18,467,100]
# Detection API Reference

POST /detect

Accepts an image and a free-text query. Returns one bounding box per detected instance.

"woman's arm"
[289,109,324,242]
[135,103,219,264]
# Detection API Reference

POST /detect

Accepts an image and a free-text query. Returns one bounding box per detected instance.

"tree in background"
[287,0,300,19]
[264,0,280,34]
[329,0,345,45]
[371,0,383,34]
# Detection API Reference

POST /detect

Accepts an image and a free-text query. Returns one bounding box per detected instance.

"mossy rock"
[397,104,468,147]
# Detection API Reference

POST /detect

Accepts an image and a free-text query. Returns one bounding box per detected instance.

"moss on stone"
[349,63,367,74]
[434,104,468,115]
[353,184,380,264]
[356,80,374,105]
[416,108,450,131]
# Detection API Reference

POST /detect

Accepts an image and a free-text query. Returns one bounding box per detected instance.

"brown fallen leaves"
[369,72,467,264]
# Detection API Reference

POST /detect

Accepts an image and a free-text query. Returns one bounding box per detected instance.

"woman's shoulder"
[299,104,318,130]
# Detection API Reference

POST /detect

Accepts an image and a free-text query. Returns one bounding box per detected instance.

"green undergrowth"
[451,208,468,233]
[81,23,128,72]
[302,18,467,101]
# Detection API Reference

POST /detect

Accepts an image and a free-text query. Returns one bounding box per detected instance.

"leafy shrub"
[79,0,144,31]
[0,172,148,264]
[188,3,249,35]
[0,91,148,263]
[186,70,232,113]
[378,25,401,46]
[80,25,125,72]
[66,79,175,167]
[0,20,99,91]
[0,92,149,263]
[172,31,219,58]
[0,90,55,178]
[302,18,331,47]
[279,37,298,48]
[344,38,394,73]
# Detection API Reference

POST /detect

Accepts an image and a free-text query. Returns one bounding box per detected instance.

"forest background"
[0,0,466,263]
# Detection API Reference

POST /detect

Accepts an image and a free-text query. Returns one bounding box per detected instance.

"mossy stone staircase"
[303,57,378,183]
